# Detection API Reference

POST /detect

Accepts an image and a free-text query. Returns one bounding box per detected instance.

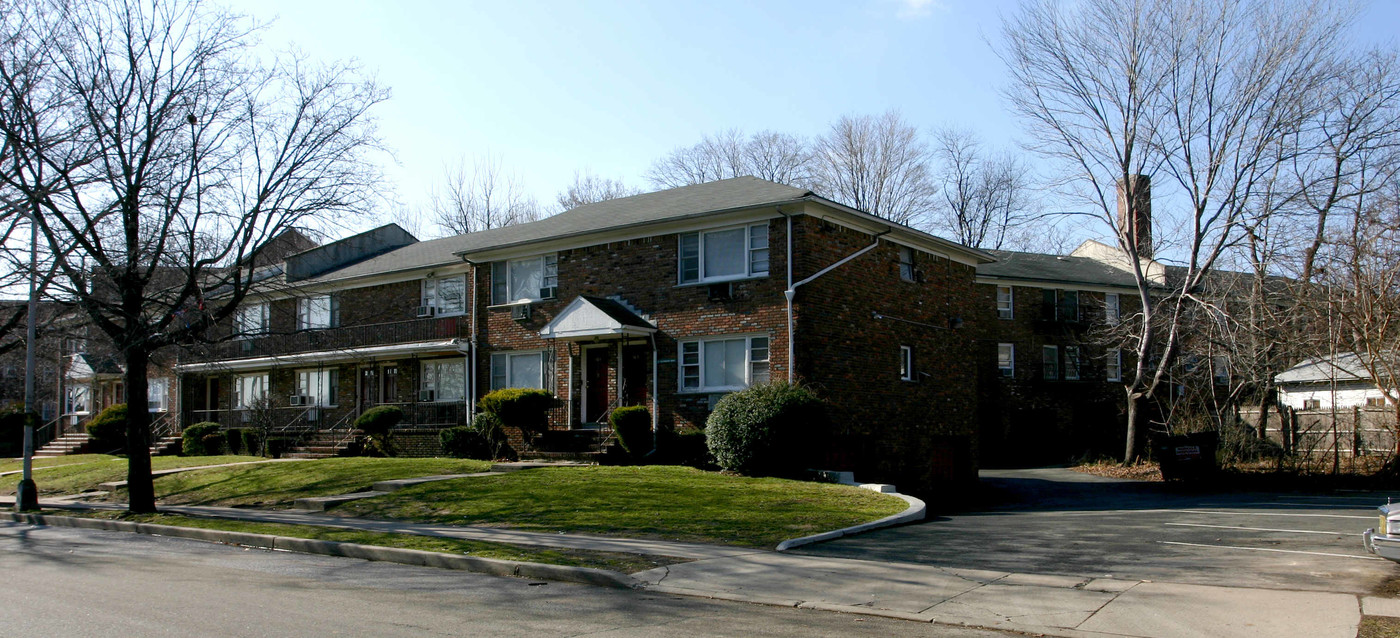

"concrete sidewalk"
[2,497,1373,638]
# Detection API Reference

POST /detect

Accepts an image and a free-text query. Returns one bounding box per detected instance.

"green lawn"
[336,465,909,549]
[66,510,678,573]
[0,455,263,496]
[154,458,493,508]
[0,454,116,474]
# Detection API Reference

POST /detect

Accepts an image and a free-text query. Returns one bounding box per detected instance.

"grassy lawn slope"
[337,465,908,548]
[155,458,493,508]
[0,455,263,496]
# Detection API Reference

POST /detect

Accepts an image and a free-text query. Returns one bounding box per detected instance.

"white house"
[1275,352,1394,410]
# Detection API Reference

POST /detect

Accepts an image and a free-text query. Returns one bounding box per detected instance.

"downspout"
[468,263,478,423]
[651,332,659,448]
[780,212,890,383]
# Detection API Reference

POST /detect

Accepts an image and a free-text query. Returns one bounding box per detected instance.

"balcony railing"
[186,401,467,432]
[191,315,467,361]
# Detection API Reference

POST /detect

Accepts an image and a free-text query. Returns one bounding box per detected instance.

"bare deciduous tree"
[429,154,541,236]
[811,110,937,226]
[0,0,387,512]
[928,127,1037,250]
[1002,0,1349,463]
[554,170,638,211]
[646,129,813,189]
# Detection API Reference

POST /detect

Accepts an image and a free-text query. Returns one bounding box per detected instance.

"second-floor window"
[679,223,769,284]
[680,335,770,392]
[898,246,917,282]
[996,286,1013,320]
[900,345,914,380]
[998,343,1015,377]
[422,275,467,316]
[234,373,268,409]
[1105,293,1120,325]
[1041,289,1079,322]
[235,302,269,337]
[491,255,558,304]
[1042,345,1059,380]
[297,295,337,330]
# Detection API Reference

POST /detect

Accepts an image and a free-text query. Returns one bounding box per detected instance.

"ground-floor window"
[997,343,1015,378]
[235,373,268,409]
[1106,350,1122,382]
[421,358,467,402]
[64,384,90,414]
[899,345,914,381]
[679,335,770,392]
[295,368,338,407]
[490,351,547,391]
[1042,345,1059,380]
[1064,346,1081,381]
[147,377,169,412]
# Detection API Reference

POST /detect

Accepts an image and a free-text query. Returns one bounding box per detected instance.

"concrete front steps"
[150,435,182,457]
[34,433,95,458]
[283,430,358,460]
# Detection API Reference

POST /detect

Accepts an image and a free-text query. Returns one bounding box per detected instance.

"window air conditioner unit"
[416,305,436,318]
[511,304,531,321]
[418,389,435,402]
[288,394,310,407]
[707,282,733,301]
[147,401,162,412]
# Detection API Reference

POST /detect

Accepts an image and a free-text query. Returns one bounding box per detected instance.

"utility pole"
[16,205,39,511]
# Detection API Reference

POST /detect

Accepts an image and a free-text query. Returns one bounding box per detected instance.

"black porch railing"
[192,315,467,361]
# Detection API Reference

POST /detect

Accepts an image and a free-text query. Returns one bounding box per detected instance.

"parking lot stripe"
[1157,541,1385,561]
[1165,523,1349,536]
[1165,509,1371,520]
[1234,501,1376,510]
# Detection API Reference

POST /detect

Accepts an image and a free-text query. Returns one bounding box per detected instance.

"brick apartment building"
[174,178,994,492]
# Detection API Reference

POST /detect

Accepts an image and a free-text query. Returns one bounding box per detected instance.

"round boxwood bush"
[356,405,404,457]
[609,405,653,459]
[181,421,223,456]
[705,383,828,476]
[86,404,128,453]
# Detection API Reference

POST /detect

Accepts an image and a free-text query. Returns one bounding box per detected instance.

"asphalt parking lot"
[797,467,1398,595]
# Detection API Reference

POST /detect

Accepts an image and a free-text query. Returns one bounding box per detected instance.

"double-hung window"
[235,302,269,337]
[422,275,467,316]
[489,352,546,391]
[898,247,917,282]
[296,369,338,407]
[1042,345,1059,380]
[1107,350,1122,382]
[679,335,770,392]
[421,359,467,402]
[491,255,558,304]
[679,223,769,284]
[997,343,1015,378]
[297,295,337,330]
[147,378,169,412]
[1104,293,1120,325]
[234,373,268,409]
[899,346,914,381]
[996,286,1013,320]
[1064,346,1081,380]
[65,384,90,414]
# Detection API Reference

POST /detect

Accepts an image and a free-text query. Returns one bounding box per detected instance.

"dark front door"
[583,347,609,424]
[622,345,649,406]
[381,366,399,403]
[359,367,378,411]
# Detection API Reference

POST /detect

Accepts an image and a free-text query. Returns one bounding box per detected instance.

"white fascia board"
[541,326,657,341]
[175,339,464,374]
[975,276,1140,295]
[459,206,788,263]
[797,198,994,267]
[240,262,473,303]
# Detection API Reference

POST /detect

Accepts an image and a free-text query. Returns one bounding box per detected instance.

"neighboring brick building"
[175,177,995,492]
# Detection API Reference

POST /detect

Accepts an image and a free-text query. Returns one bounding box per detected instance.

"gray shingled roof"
[977,250,1140,288]
[579,296,655,329]
[302,177,812,284]
[1276,352,1379,385]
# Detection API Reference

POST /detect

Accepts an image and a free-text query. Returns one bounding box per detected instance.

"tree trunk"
[1256,384,1272,440]
[124,346,157,513]
[1124,391,1141,464]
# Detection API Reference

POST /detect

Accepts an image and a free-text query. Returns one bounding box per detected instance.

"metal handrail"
[33,416,63,449]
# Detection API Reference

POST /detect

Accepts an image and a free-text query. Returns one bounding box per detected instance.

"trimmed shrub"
[479,388,555,441]
[610,406,653,458]
[86,404,129,454]
[241,429,264,457]
[0,406,36,457]
[263,436,291,459]
[442,412,511,460]
[181,421,223,456]
[355,405,404,457]
[225,428,244,454]
[656,427,713,469]
[705,383,828,476]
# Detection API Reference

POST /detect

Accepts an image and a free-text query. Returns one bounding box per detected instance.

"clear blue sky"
[230,0,1400,239]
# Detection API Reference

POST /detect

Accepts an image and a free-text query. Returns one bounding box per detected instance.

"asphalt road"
[798,467,1398,595]
[0,522,1012,638]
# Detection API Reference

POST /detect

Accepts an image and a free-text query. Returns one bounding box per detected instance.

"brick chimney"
[1117,175,1152,259]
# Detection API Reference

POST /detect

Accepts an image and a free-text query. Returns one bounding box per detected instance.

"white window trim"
[147,377,170,412]
[900,345,914,381]
[678,223,770,285]
[1105,293,1120,325]
[898,247,917,283]
[421,358,469,402]
[295,368,339,407]
[677,334,771,393]
[422,275,468,317]
[234,373,268,410]
[489,350,548,391]
[998,343,1015,378]
[996,286,1013,320]
[236,302,269,338]
[1107,350,1122,382]
[491,255,558,305]
[297,295,336,330]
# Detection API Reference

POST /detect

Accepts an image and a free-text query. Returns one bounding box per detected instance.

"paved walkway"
[1,495,1377,638]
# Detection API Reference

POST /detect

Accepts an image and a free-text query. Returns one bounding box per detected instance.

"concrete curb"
[1,512,641,590]
[774,492,925,551]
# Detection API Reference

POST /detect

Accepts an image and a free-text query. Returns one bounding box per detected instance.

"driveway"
[797,467,1397,595]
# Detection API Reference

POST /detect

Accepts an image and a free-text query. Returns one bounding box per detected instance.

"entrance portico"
[539,296,657,428]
